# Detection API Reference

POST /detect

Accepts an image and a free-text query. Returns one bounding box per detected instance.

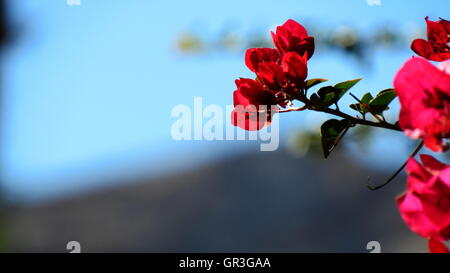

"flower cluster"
[411,17,450,62]
[231,20,314,130]
[397,155,450,253]
[230,18,450,253]
[394,17,450,253]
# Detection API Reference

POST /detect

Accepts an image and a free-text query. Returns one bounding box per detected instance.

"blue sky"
[1,0,449,201]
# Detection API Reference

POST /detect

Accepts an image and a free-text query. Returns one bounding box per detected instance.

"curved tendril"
[367,141,424,191]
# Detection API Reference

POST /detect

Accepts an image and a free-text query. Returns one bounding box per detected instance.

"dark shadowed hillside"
[3,150,427,252]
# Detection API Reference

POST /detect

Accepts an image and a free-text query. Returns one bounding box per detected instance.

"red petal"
[231,105,274,131]
[282,52,308,84]
[426,17,449,44]
[400,155,450,242]
[233,78,271,107]
[272,27,291,53]
[411,38,450,62]
[406,157,431,183]
[256,62,285,90]
[271,19,314,59]
[411,17,450,62]
[280,19,308,39]
[420,154,448,172]
[438,18,450,37]
[428,239,450,253]
[411,39,435,60]
[245,48,279,72]
[429,52,450,62]
[397,193,444,240]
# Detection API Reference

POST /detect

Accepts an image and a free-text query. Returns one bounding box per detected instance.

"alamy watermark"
[170,97,280,151]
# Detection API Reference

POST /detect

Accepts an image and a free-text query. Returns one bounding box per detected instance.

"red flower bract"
[233,78,278,107]
[428,239,450,253]
[256,62,285,91]
[245,48,280,73]
[394,57,450,152]
[281,51,308,91]
[271,19,315,60]
[402,155,450,240]
[397,155,450,253]
[411,17,450,62]
[231,78,280,131]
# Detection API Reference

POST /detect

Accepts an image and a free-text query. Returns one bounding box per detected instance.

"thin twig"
[310,105,401,132]
[367,141,424,191]
[349,92,383,123]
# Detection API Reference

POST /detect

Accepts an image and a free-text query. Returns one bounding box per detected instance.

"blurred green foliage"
[174,21,422,68]
[289,123,374,158]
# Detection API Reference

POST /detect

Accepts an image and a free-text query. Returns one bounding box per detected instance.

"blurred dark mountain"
[3,150,426,253]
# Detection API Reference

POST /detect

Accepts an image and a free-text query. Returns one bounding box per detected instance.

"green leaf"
[305,78,328,90]
[349,88,397,116]
[350,92,373,114]
[334,78,362,93]
[317,86,339,105]
[361,92,374,104]
[320,119,350,158]
[310,78,362,107]
[360,92,374,113]
[311,86,343,107]
[333,78,362,103]
[310,87,337,107]
[310,93,321,104]
[368,88,397,114]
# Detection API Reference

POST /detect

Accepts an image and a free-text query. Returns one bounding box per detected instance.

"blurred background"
[0,0,448,252]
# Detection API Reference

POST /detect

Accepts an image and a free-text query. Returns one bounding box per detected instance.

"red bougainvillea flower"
[397,154,450,253]
[271,19,315,60]
[255,52,309,94]
[231,78,282,131]
[411,17,450,62]
[232,19,312,131]
[394,57,450,152]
